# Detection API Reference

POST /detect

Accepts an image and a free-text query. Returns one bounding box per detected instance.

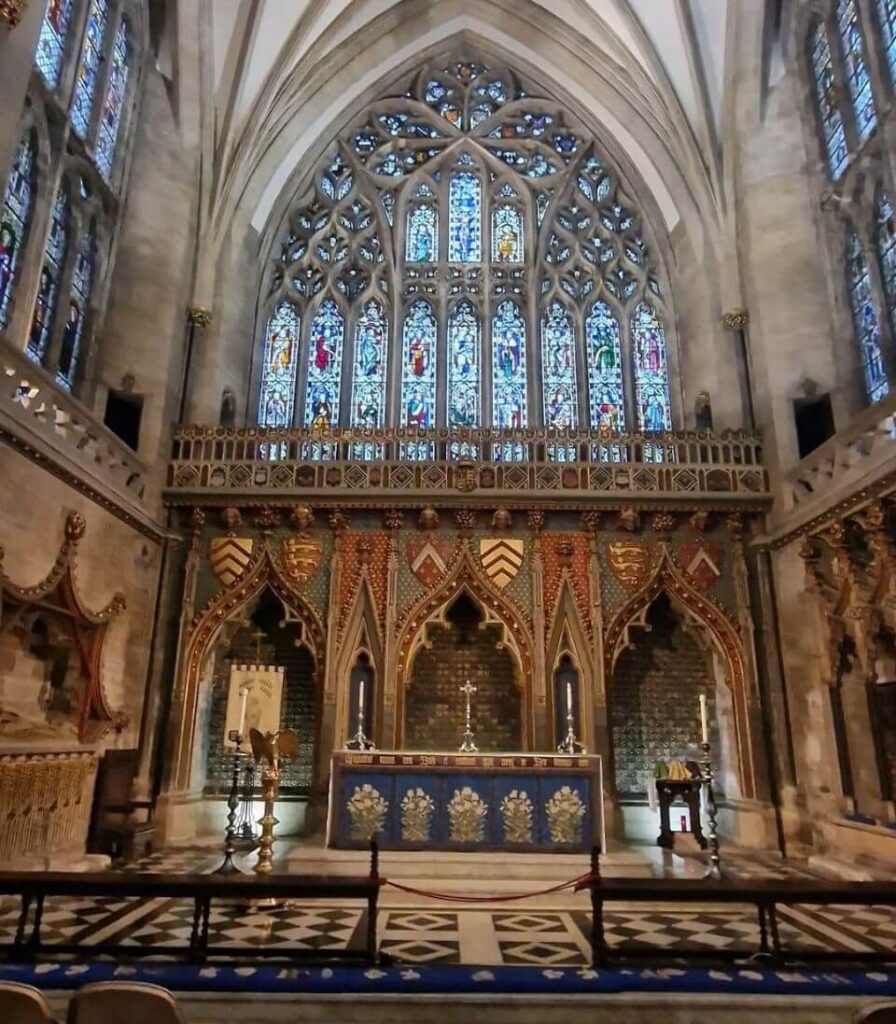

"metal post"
[701,739,723,879]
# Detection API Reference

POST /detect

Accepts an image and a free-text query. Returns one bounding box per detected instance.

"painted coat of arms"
[607,541,649,587]
[680,541,722,590]
[209,537,254,587]
[281,535,323,583]
[480,539,524,589]
[407,537,450,586]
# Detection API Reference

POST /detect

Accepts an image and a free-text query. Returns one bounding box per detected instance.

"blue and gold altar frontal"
[328,751,603,853]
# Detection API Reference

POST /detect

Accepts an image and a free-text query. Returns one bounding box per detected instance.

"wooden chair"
[855,1005,896,1024]
[0,981,58,1024]
[88,750,155,863]
[66,982,186,1024]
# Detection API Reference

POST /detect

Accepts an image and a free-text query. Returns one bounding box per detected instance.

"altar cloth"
[327,751,603,853]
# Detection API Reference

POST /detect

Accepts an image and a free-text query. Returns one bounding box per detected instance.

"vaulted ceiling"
[195,0,758,252]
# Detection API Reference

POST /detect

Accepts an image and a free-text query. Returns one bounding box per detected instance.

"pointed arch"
[335,574,385,746]
[173,540,326,791]
[604,547,756,799]
[394,540,534,749]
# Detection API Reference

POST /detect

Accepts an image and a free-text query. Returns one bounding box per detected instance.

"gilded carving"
[607,541,650,587]
[64,510,87,541]
[289,504,314,531]
[527,509,545,532]
[454,509,477,531]
[417,506,440,531]
[617,507,640,532]
[492,507,512,531]
[580,510,602,533]
[455,461,477,493]
[721,308,749,330]
[255,506,280,529]
[652,512,676,534]
[384,510,404,530]
[0,0,27,28]
[186,305,213,328]
[220,507,243,532]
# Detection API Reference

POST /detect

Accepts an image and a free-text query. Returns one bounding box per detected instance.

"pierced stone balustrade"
[166,425,769,506]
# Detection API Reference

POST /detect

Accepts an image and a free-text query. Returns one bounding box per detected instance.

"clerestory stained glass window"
[810,21,850,179]
[28,187,70,363]
[0,133,36,330]
[94,17,130,179]
[71,0,111,139]
[56,223,94,389]
[35,0,74,88]
[304,298,345,429]
[258,302,300,428]
[586,301,625,431]
[847,231,888,403]
[879,0,896,84]
[878,190,896,333]
[836,0,877,142]
[257,57,675,453]
[632,303,672,431]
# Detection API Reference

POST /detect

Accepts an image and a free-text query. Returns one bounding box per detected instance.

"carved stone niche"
[0,512,127,749]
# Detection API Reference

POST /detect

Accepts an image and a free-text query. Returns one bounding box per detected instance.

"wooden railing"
[167,426,769,504]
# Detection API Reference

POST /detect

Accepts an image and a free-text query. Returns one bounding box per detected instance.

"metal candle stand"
[346,690,376,752]
[213,737,246,875]
[557,706,586,755]
[458,680,478,753]
[235,758,258,842]
[700,739,723,879]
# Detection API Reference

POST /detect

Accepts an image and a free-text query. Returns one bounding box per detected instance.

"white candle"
[699,693,709,743]
[358,678,366,714]
[237,686,249,739]
[566,681,573,717]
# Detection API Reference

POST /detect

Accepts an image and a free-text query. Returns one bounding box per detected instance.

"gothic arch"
[394,539,534,748]
[604,547,756,799]
[334,575,384,746]
[172,538,326,791]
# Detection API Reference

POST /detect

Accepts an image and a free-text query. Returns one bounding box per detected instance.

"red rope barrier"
[379,872,596,903]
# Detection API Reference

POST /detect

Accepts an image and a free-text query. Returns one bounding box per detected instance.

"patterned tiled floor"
[0,846,893,966]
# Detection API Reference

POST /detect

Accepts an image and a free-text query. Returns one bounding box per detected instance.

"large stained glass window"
[303,298,345,428]
[492,203,523,263]
[492,300,528,458]
[879,0,896,84]
[448,172,481,262]
[401,299,437,458]
[0,134,36,330]
[448,299,481,456]
[71,0,111,139]
[258,302,300,428]
[810,21,850,179]
[586,301,625,431]
[28,188,70,363]
[541,301,578,430]
[847,231,888,402]
[836,0,877,142]
[350,299,388,458]
[56,224,94,389]
[632,303,672,431]
[94,18,130,179]
[406,201,437,262]
[878,189,896,330]
[35,0,74,88]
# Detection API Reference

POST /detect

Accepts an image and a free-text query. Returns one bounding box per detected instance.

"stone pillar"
[318,510,345,781]
[528,510,548,750]
[0,0,43,180]
[380,513,401,746]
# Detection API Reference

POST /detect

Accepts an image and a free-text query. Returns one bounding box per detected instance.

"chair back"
[856,1005,896,1024]
[66,982,185,1024]
[0,981,57,1024]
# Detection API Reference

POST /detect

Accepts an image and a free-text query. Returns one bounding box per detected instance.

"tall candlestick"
[699,693,708,744]
[358,678,365,716]
[566,681,573,718]
[237,686,249,740]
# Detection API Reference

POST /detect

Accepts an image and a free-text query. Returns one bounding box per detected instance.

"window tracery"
[847,230,888,402]
[35,0,74,88]
[28,187,70,363]
[258,58,673,455]
[0,132,36,330]
[877,0,896,84]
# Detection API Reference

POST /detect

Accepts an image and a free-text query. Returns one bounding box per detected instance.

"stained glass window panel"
[836,0,877,142]
[303,298,345,432]
[71,0,111,139]
[632,303,672,431]
[586,301,625,431]
[350,299,388,458]
[541,301,578,431]
[258,303,300,429]
[406,204,437,262]
[401,299,437,459]
[28,188,69,364]
[848,232,889,403]
[878,0,896,84]
[491,300,528,459]
[0,135,36,329]
[94,18,130,179]
[448,172,481,262]
[878,189,896,329]
[492,204,524,263]
[448,300,481,456]
[55,224,94,390]
[810,22,849,179]
[35,0,74,88]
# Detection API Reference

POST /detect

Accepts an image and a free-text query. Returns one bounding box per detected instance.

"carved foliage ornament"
[0,0,25,27]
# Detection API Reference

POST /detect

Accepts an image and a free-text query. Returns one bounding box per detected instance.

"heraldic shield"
[407,537,450,586]
[209,537,254,587]
[480,539,524,589]
[679,541,722,591]
[281,535,323,583]
[607,541,649,587]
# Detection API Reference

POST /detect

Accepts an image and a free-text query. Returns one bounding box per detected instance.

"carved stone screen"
[609,594,710,797]
[404,593,522,752]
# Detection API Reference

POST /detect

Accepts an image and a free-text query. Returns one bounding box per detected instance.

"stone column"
[0,0,43,179]
[380,512,402,746]
[528,509,548,750]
